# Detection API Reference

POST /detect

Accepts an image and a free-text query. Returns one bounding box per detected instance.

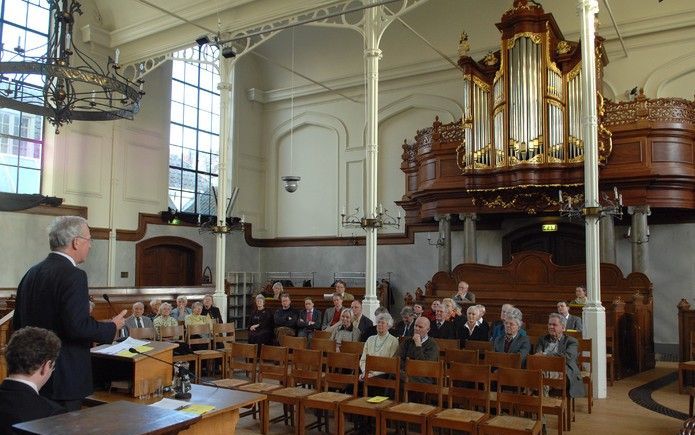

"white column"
[628,205,650,273]
[578,0,607,399]
[435,214,452,272]
[459,212,477,263]
[214,58,233,322]
[599,214,616,264]
[361,3,383,322]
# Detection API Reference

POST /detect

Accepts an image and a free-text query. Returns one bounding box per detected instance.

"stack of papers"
[150,398,215,415]
[366,396,389,403]
[92,337,151,356]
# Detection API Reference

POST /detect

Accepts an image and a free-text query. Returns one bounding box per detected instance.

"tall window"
[0,0,49,194]
[168,47,220,216]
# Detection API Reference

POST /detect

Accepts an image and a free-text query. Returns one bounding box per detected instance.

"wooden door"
[502,222,585,266]
[136,237,202,286]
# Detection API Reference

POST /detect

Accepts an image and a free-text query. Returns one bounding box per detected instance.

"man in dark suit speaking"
[0,327,65,433]
[13,216,127,411]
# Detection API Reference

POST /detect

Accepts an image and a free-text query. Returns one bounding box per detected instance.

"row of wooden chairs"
[213,342,574,435]
[130,322,235,380]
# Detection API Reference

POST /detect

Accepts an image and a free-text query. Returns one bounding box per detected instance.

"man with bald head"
[396,315,439,379]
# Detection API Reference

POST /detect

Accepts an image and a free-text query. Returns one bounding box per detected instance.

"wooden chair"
[465,340,493,353]
[187,323,225,379]
[339,340,364,356]
[479,367,544,435]
[211,342,257,388]
[680,331,695,394]
[338,355,400,435]
[267,348,323,435]
[434,338,460,356]
[527,354,568,435]
[160,325,198,379]
[311,338,337,355]
[313,330,332,340]
[237,345,290,434]
[445,348,479,366]
[300,351,360,434]
[380,359,443,435]
[428,363,491,435]
[281,334,308,351]
[129,327,155,340]
[213,322,236,350]
[606,328,616,386]
[577,338,593,415]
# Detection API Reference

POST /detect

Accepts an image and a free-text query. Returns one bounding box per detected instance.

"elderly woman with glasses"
[330,308,361,352]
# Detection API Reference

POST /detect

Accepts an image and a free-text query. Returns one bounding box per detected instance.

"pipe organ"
[456,0,608,173]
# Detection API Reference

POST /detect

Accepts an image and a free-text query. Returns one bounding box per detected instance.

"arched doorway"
[502,222,585,266]
[135,236,202,286]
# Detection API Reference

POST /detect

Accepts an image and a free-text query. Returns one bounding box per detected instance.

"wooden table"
[12,401,200,435]
[86,384,266,435]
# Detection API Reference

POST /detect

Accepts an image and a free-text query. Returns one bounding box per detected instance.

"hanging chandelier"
[0,0,144,133]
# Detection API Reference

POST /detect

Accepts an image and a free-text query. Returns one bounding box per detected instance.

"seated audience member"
[322,293,345,330]
[271,282,284,300]
[536,313,585,398]
[360,306,389,341]
[490,303,513,341]
[333,279,355,301]
[0,327,65,433]
[396,316,439,381]
[430,306,457,339]
[201,294,223,324]
[249,294,274,348]
[412,303,424,318]
[441,297,464,330]
[185,302,213,350]
[274,293,298,340]
[572,286,588,305]
[392,306,416,337]
[351,300,373,338]
[493,310,531,367]
[331,308,361,351]
[360,312,400,380]
[125,302,153,329]
[297,297,322,339]
[147,299,162,319]
[453,280,476,305]
[459,305,489,347]
[424,300,441,322]
[153,302,178,339]
[557,301,583,332]
[171,296,191,322]
[475,304,490,337]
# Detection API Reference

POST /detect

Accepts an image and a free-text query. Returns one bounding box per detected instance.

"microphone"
[104,294,128,341]
[128,347,219,398]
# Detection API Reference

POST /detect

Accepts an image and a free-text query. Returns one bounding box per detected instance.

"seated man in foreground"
[536,313,585,398]
[396,316,439,382]
[0,327,65,433]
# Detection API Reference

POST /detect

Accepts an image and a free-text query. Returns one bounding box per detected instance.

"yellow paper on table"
[116,345,154,358]
[366,396,389,403]
[179,404,216,415]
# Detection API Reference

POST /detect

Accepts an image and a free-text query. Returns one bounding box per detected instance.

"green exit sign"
[542,223,558,232]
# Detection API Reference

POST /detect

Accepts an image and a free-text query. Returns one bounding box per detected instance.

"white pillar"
[628,205,650,273]
[361,3,383,322]
[599,214,616,264]
[435,214,452,272]
[459,212,477,263]
[214,58,233,322]
[578,0,607,399]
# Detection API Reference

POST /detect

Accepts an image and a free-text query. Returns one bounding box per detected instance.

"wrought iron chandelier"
[0,0,144,133]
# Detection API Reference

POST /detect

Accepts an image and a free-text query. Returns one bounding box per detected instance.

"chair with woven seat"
[281,335,308,377]
[237,345,289,434]
[213,322,236,351]
[339,340,365,356]
[187,323,225,379]
[338,355,400,435]
[380,359,443,435]
[445,348,479,366]
[311,337,337,355]
[434,338,460,357]
[465,340,493,353]
[479,367,544,435]
[212,342,257,388]
[428,362,491,435]
[577,338,593,415]
[313,330,333,340]
[129,327,155,340]
[527,354,568,435]
[159,325,198,380]
[300,351,360,434]
[678,331,695,394]
[267,348,323,435]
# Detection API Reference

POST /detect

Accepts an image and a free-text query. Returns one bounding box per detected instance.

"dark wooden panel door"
[503,223,585,266]
[136,237,202,286]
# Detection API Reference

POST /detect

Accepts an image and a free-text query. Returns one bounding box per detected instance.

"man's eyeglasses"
[75,236,92,243]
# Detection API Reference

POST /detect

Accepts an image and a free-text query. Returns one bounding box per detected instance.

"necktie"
[437,322,442,328]
[307,310,312,322]
[403,324,409,336]
[136,317,143,328]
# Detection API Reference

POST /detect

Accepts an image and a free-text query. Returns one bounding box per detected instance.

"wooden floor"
[235,362,690,435]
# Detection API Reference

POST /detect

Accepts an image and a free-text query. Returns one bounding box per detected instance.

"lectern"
[91,341,177,397]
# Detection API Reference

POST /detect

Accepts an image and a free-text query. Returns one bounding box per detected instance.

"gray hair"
[375,312,394,328]
[192,301,203,309]
[176,296,188,303]
[374,306,388,317]
[132,302,144,310]
[48,216,88,250]
[505,307,523,326]
[466,305,480,316]
[159,302,172,314]
[400,306,414,317]
[255,293,265,301]
[549,312,567,328]
[340,308,353,318]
